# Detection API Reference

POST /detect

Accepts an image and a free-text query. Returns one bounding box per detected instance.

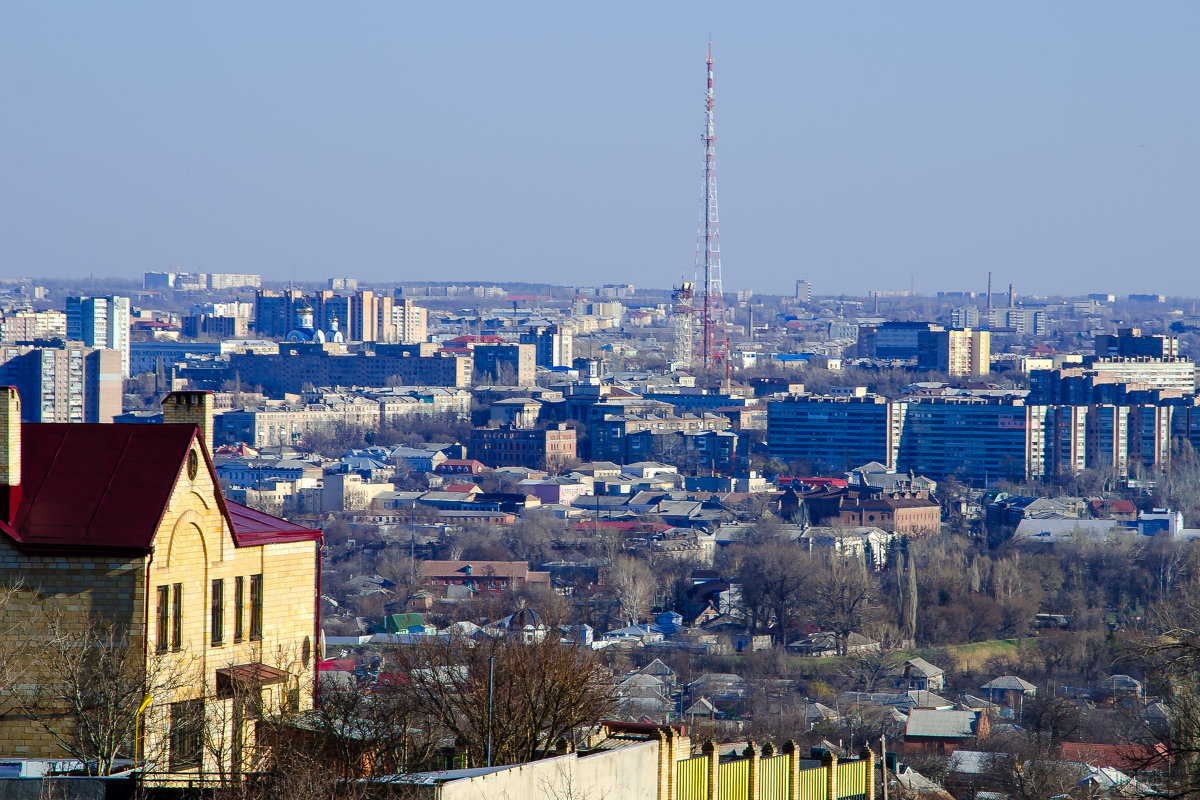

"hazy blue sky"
[2,2,1198,296]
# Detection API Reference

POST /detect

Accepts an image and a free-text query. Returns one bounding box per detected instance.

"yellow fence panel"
[718,758,750,800]
[760,755,791,800]
[797,766,828,800]
[837,760,867,798]
[677,755,710,800]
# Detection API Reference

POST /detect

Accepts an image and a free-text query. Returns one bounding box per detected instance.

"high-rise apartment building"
[1095,328,1179,359]
[988,308,1047,336]
[0,310,68,342]
[951,307,980,329]
[923,328,990,378]
[253,289,304,338]
[520,325,573,368]
[898,397,1046,483]
[0,345,122,423]
[391,298,427,344]
[66,295,130,377]
[471,343,537,387]
[858,322,943,360]
[795,280,813,304]
[767,394,904,472]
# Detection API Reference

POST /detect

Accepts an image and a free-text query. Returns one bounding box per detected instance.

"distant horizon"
[12,272,1199,305]
[2,5,1197,292]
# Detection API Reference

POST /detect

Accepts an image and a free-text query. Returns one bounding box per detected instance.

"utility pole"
[487,655,495,767]
[410,500,417,585]
[881,734,889,800]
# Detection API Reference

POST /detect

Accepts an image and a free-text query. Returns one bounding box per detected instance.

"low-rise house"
[798,525,895,569]
[980,675,1037,710]
[519,476,589,506]
[417,560,550,598]
[1089,498,1138,521]
[0,390,322,776]
[687,673,748,704]
[638,658,677,686]
[903,709,990,754]
[787,631,880,657]
[1097,674,1144,701]
[899,658,946,692]
[391,445,448,473]
[433,459,488,477]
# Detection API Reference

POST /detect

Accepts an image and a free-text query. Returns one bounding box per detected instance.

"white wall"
[437,740,660,800]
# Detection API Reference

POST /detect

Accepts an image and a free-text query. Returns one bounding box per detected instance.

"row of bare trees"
[1,584,617,793]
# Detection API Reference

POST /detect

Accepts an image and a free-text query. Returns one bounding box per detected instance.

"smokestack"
[1008,284,1014,308]
[163,390,214,454]
[987,272,992,311]
[0,387,21,523]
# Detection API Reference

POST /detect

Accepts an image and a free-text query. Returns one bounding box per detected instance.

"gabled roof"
[981,675,1036,692]
[225,500,322,545]
[640,658,676,677]
[905,709,982,739]
[0,423,200,553]
[905,657,945,678]
[0,422,319,554]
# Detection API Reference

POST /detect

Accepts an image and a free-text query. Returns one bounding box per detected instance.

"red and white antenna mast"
[697,41,728,374]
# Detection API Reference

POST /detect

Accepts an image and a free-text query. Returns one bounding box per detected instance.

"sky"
[2,2,1198,297]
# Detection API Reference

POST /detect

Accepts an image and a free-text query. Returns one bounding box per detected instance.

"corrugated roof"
[225,500,321,546]
[2,424,199,553]
[905,657,945,678]
[981,675,1036,692]
[905,709,980,738]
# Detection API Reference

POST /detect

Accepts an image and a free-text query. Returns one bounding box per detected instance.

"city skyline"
[2,2,1198,296]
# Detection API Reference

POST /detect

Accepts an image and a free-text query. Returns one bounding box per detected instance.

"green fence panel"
[797,766,828,800]
[677,755,709,800]
[837,760,867,799]
[718,758,750,800]
[760,755,791,800]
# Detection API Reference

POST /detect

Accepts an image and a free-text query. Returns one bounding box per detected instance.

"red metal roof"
[225,499,322,546]
[0,422,319,555]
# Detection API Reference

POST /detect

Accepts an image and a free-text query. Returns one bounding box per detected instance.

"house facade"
[0,389,321,777]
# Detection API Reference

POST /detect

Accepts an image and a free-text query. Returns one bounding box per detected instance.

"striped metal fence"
[674,742,872,800]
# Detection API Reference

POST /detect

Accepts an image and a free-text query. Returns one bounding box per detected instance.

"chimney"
[0,387,20,523]
[1008,283,1015,308]
[163,390,214,453]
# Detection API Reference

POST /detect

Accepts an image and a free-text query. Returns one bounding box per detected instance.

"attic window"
[187,449,199,480]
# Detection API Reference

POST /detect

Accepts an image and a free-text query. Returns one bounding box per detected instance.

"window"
[171,583,183,651]
[249,574,263,641]
[156,586,170,653]
[169,699,204,771]
[234,576,245,642]
[211,579,224,646]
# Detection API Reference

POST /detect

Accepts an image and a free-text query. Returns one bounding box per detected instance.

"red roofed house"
[1090,499,1138,521]
[418,560,550,598]
[0,389,322,778]
[433,459,489,477]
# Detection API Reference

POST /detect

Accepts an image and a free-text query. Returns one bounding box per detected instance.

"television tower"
[696,42,728,373]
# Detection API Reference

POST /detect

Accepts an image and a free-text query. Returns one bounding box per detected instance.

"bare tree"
[0,596,191,776]
[736,541,807,643]
[609,556,655,625]
[384,629,617,767]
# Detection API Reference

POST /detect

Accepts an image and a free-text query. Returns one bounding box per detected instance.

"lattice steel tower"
[697,42,728,373]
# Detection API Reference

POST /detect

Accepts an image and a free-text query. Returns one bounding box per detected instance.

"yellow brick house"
[0,389,322,777]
